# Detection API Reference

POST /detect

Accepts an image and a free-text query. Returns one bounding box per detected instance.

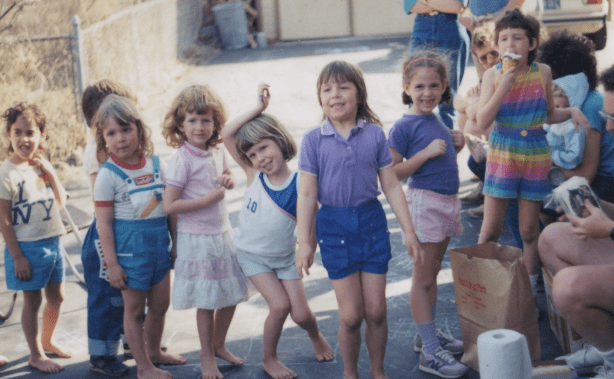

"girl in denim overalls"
[93,95,186,379]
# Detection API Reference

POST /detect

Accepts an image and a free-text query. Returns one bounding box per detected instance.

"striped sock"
[418,321,440,355]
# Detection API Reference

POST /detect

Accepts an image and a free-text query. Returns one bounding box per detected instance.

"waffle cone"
[502,58,517,73]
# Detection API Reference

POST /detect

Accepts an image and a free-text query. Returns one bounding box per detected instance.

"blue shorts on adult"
[5,236,64,291]
[113,217,172,291]
[316,198,391,280]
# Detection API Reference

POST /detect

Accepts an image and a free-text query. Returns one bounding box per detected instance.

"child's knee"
[339,312,364,331]
[290,309,315,327]
[45,288,65,307]
[364,306,386,326]
[519,224,540,243]
[23,290,43,310]
[269,301,291,321]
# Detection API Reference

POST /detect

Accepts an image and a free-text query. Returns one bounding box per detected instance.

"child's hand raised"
[218,174,235,190]
[423,139,447,159]
[29,152,53,174]
[258,83,270,111]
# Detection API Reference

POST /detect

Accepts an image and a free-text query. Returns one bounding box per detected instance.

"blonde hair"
[92,94,153,164]
[162,85,227,149]
[316,61,382,126]
[552,83,569,106]
[235,113,297,166]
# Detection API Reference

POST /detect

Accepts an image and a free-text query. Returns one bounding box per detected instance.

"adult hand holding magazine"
[552,176,602,218]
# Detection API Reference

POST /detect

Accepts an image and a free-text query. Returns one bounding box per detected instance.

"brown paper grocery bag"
[450,242,540,371]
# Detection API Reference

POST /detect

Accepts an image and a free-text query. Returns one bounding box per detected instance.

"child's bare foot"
[200,352,223,379]
[0,355,7,366]
[150,350,186,366]
[42,341,72,358]
[310,332,334,362]
[214,346,243,365]
[137,366,173,379]
[28,355,64,373]
[262,357,297,379]
[369,368,389,379]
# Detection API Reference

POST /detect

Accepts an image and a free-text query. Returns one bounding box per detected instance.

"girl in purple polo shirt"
[296,61,425,379]
[389,50,467,379]
[162,85,247,379]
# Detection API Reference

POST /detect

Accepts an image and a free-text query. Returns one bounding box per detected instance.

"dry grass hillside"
[0,0,150,179]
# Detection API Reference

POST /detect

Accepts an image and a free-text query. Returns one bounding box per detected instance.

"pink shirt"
[165,142,231,235]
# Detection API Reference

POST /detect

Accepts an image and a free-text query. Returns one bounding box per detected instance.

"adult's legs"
[552,264,614,352]
[539,222,614,275]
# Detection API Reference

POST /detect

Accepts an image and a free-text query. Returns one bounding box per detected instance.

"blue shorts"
[5,236,64,291]
[316,199,391,280]
[113,218,172,291]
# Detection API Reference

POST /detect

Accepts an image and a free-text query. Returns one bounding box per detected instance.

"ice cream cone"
[502,58,517,73]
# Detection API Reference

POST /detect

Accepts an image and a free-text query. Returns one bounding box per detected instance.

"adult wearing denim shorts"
[404,0,470,130]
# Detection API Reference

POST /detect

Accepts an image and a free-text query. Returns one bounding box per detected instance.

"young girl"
[476,9,589,297]
[0,103,70,374]
[161,85,247,379]
[296,61,425,379]
[93,95,186,379]
[221,83,334,379]
[389,51,467,379]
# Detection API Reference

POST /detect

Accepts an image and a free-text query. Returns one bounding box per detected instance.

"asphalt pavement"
[0,35,567,379]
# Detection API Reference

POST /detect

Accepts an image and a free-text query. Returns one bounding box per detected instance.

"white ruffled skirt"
[172,230,248,310]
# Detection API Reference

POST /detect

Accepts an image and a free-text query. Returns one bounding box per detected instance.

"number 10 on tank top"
[246,198,258,213]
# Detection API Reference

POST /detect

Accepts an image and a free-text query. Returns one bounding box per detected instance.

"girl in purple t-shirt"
[296,60,424,379]
[161,85,247,379]
[389,50,467,378]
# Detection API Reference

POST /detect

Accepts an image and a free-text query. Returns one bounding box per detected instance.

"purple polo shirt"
[299,118,392,207]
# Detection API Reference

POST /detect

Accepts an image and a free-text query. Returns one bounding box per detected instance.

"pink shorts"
[403,188,463,244]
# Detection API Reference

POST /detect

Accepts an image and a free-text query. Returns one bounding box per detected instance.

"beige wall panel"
[353,0,414,36]
[278,0,351,40]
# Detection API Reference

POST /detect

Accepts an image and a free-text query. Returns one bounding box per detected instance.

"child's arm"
[221,83,270,184]
[378,166,425,265]
[163,185,225,215]
[0,199,31,280]
[542,64,591,130]
[390,141,447,182]
[168,213,178,266]
[295,172,319,278]
[451,130,465,153]
[95,205,127,290]
[32,153,67,209]
[476,66,516,132]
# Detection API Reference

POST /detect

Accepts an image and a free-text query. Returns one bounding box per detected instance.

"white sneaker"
[557,343,603,374]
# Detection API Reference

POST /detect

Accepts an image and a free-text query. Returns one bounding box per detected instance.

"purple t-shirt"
[388,114,459,195]
[299,118,392,207]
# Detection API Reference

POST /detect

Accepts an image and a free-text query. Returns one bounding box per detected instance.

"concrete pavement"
[1,35,566,379]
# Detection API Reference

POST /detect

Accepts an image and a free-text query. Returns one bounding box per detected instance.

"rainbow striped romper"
[484,62,552,201]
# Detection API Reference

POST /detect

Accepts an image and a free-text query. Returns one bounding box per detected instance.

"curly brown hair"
[81,79,137,127]
[162,85,227,149]
[2,102,48,156]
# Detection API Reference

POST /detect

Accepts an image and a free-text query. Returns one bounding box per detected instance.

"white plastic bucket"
[212,1,249,50]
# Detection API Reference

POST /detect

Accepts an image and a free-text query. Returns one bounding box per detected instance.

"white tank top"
[233,172,297,257]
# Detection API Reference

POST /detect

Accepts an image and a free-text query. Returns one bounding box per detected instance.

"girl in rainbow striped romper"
[475,9,590,297]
